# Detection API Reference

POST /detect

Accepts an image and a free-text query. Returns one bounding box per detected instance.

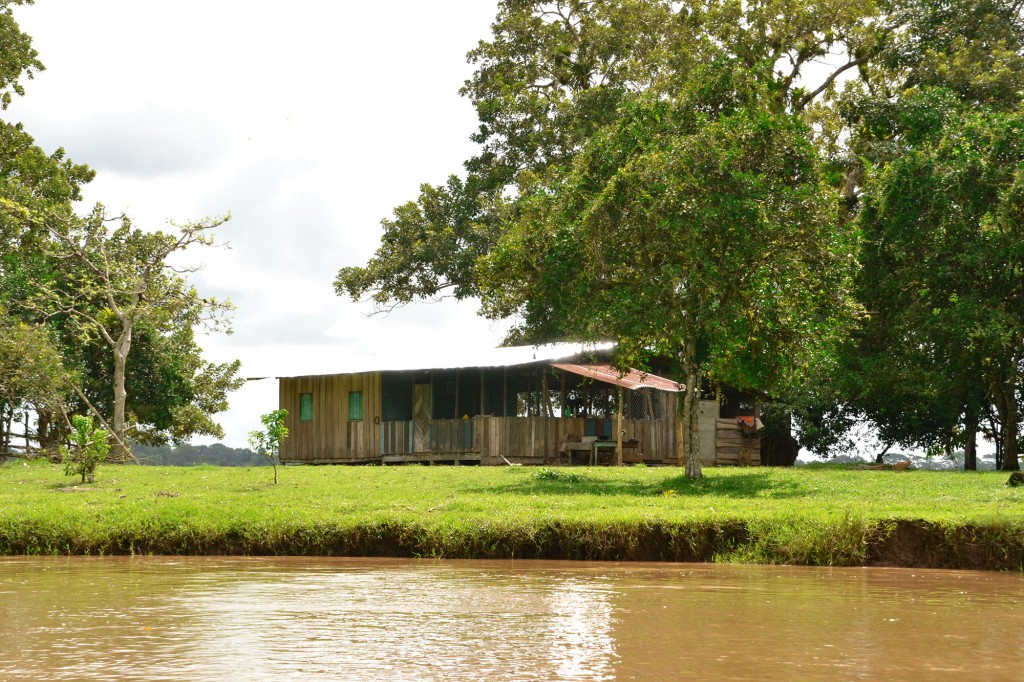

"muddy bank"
[4,518,1023,570]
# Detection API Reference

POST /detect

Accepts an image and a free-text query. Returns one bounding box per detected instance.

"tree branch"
[72,385,139,464]
[797,55,871,109]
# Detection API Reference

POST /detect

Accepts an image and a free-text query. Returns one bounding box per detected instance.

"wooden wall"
[715,418,762,466]
[277,372,757,466]
[698,400,719,465]
[639,396,718,465]
[279,373,382,463]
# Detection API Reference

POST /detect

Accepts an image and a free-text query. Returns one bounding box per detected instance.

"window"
[300,393,314,422]
[349,391,363,420]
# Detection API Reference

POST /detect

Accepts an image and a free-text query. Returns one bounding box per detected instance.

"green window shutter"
[300,393,314,422]
[349,391,363,420]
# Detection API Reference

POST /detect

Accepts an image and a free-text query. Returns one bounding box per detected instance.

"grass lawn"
[2,460,1023,568]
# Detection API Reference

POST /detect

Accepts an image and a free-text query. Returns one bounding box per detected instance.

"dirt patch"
[867,520,1024,570]
[51,485,95,493]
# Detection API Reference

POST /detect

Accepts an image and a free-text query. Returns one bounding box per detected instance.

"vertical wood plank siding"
[279,372,382,463]
[279,373,751,465]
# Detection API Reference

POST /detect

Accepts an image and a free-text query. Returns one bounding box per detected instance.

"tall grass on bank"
[2,461,1023,569]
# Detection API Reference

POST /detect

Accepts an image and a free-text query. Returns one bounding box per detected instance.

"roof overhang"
[270,342,615,379]
[550,363,684,392]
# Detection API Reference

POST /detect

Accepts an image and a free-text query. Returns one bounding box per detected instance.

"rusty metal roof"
[550,363,684,392]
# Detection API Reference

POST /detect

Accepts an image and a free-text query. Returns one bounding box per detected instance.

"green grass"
[2,460,1023,568]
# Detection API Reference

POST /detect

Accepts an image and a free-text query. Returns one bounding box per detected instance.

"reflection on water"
[1,557,1023,681]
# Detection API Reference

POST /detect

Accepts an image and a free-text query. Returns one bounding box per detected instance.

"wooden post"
[455,368,460,419]
[676,393,684,468]
[480,368,486,416]
[480,414,489,459]
[559,370,567,418]
[541,367,553,418]
[616,387,624,466]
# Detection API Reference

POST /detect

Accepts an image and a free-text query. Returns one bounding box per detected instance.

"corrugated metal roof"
[551,363,684,392]
[271,342,614,379]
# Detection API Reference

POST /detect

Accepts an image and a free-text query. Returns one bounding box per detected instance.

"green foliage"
[61,415,109,484]
[74,319,243,447]
[248,409,289,484]
[0,312,67,412]
[334,175,500,305]
[33,208,238,458]
[131,442,269,467]
[531,467,585,484]
[478,78,860,477]
[0,309,68,457]
[484,87,857,388]
[0,1,43,111]
[339,0,1014,475]
[0,6,238,455]
[337,0,893,309]
[854,101,1024,468]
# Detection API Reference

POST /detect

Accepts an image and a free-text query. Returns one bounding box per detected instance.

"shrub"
[62,415,110,484]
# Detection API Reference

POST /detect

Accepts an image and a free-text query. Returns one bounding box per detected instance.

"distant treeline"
[132,443,268,467]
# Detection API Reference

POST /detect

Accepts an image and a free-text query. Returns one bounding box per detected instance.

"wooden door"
[413,384,431,452]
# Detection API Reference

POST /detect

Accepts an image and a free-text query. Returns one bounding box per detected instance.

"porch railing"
[380,418,480,455]
[380,420,414,455]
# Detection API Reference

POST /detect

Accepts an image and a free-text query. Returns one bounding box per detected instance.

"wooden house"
[276,344,761,466]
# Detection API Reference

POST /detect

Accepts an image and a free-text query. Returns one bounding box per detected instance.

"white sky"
[9,0,510,447]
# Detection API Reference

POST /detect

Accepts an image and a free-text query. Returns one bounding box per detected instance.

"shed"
[275,343,760,466]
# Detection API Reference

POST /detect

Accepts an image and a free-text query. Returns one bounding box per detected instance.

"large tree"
[479,75,859,477]
[0,1,243,457]
[794,0,1024,466]
[0,311,66,457]
[856,101,1024,470]
[336,0,892,307]
[339,0,1024,470]
[40,210,236,459]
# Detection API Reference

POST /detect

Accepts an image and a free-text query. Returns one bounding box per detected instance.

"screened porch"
[376,364,682,464]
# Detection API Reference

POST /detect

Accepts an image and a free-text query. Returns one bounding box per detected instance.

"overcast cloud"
[8,0,507,446]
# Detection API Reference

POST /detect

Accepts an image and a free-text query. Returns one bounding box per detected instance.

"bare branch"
[797,55,871,109]
[71,386,140,464]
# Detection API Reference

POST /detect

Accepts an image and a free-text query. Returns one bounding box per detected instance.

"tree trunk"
[36,409,61,460]
[1002,386,1020,472]
[0,402,9,462]
[679,347,703,480]
[676,394,684,468]
[616,387,623,466]
[542,368,554,418]
[992,385,1006,471]
[964,408,978,471]
[874,442,893,465]
[760,408,799,466]
[111,326,132,462]
[684,370,703,479]
[995,426,1004,472]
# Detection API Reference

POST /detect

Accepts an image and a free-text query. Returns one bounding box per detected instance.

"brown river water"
[1,557,1022,681]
